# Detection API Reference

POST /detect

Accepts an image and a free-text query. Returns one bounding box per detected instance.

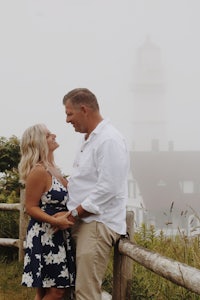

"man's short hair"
[63,88,99,111]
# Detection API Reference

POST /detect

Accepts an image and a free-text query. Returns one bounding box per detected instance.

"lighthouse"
[132,36,167,151]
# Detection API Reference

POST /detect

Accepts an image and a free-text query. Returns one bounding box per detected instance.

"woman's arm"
[25,166,73,229]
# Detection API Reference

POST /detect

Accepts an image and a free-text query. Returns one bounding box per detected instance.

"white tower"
[132,36,167,151]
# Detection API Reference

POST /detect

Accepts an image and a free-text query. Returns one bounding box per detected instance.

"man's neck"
[85,116,103,140]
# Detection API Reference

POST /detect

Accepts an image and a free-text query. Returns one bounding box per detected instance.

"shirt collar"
[84,118,110,141]
[92,118,110,135]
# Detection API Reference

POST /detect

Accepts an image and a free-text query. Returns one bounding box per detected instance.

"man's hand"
[67,212,76,223]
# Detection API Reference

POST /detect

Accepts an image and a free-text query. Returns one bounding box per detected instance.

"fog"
[1,1,200,229]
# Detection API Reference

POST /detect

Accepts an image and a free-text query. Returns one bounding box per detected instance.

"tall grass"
[128,223,200,299]
[1,224,200,299]
[102,223,200,299]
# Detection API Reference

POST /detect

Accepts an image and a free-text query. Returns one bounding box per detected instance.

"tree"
[0,136,21,202]
[0,136,20,172]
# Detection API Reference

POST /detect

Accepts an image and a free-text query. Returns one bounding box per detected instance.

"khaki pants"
[71,220,120,300]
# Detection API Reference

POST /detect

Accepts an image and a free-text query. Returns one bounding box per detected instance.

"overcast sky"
[1,0,200,173]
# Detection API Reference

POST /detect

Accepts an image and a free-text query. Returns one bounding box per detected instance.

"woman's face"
[45,128,59,152]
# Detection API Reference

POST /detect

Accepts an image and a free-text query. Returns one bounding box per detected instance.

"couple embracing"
[19,88,130,300]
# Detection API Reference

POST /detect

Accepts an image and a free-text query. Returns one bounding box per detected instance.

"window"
[179,181,194,194]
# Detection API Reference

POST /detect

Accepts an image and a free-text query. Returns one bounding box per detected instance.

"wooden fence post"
[18,189,29,261]
[112,210,134,300]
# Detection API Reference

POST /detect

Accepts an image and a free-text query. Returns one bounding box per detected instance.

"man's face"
[65,100,87,133]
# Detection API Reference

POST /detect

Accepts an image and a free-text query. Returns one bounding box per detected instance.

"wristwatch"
[71,208,79,219]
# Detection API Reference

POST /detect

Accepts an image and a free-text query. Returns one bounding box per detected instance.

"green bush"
[0,210,19,261]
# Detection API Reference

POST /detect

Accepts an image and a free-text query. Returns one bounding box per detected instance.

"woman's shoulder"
[28,164,48,180]
[25,164,50,192]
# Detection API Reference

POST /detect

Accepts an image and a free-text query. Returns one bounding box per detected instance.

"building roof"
[131,150,200,216]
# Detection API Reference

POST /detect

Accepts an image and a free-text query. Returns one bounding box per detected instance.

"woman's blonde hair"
[18,123,52,184]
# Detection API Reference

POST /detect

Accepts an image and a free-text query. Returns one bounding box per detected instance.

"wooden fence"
[1,195,200,299]
[0,190,28,261]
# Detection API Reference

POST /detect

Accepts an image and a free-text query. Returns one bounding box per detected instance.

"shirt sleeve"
[81,138,129,214]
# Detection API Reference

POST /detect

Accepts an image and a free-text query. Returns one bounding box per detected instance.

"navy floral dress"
[22,176,76,288]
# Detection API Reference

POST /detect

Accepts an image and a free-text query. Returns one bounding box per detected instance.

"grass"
[0,259,35,300]
[1,225,200,299]
[128,224,200,299]
[103,224,200,299]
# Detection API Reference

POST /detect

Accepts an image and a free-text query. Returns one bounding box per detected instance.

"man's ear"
[80,105,88,113]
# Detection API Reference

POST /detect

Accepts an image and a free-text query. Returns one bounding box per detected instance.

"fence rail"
[118,238,200,296]
[0,203,21,211]
[1,199,200,299]
[112,211,200,299]
[0,237,19,247]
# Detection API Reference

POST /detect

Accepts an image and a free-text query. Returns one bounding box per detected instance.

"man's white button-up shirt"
[67,119,130,234]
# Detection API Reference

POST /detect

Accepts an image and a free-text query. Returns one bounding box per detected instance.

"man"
[63,88,130,300]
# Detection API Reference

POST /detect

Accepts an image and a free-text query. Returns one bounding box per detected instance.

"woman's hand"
[53,211,66,218]
[53,211,74,231]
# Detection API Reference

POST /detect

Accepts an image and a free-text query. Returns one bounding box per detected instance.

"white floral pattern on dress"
[21,176,76,288]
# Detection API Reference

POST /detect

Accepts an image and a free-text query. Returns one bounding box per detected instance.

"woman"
[18,124,75,300]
